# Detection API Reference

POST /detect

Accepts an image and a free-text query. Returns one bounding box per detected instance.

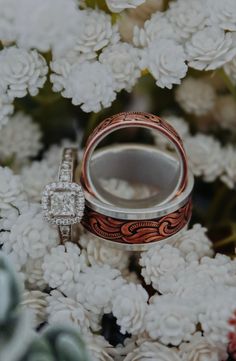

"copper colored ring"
[81,112,188,200]
[81,197,192,246]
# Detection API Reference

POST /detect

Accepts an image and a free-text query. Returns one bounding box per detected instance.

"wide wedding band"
[81,143,193,250]
[81,112,188,206]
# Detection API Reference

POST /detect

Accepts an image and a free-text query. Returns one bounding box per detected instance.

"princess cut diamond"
[50,191,76,216]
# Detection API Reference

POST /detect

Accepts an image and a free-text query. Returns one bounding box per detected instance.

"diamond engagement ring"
[42,148,85,243]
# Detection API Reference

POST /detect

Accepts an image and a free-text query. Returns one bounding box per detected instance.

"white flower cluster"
[0,46,48,126]
[49,6,141,112]
[139,227,236,347]
[134,0,236,89]
[175,77,236,132]
[152,113,236,188]
[0,112,42,166]
[1,0,235,113]
[0,166,27,234]
[175,77,216,116]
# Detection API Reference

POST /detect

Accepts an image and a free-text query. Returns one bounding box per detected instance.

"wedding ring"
[42,148,85,244]
[81,112,188,207]
[81,144,193,250]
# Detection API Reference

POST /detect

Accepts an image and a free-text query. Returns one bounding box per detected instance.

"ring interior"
[89,144,181,208]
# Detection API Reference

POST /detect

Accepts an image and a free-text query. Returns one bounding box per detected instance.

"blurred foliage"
[0,253,91,361]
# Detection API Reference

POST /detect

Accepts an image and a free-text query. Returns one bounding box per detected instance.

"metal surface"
[83,144,194,220]
[81,112,188,205]
[89,144,181,208]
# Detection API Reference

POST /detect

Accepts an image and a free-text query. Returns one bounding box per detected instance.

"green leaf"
[43,326,91,361]
[19,338,54,361]
[55,334,90,361]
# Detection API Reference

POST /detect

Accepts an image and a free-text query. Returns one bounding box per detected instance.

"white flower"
[0,166,26,206]
[221,145,236,189]
[140,244,186,292]
[133,12,176,47]
[112,283,148,335]
[0,46,48,98]
[145,295,196,345]
[99,43,141,92]
[21,160,58,202]
[173,224,213,262]
[0,0,17,42]
[0,112,42,164]
[162,256,236,301]
[47,290,90,332]
[179,332,227,361]
[0,167,27,257]
[116,336,137,361]
[199,287,236,344]
[199,254,236,288]
[106,0,145,13]
[207,0,236,31]
[166,0,207,41]
[50,57,74,93]
[71,9,119,54]
[124,340,181,361]
[224,56,236,85]
[84,334,115,361]
[42,242,86,297]
[214,95,236,130]
[21,290,47,327]
[80,233,130,271]
[163,265,215,300]
[0,203,24,234]
[152,114,190,149]
[3,204,58,267]
[175,77,216,116]
[15,0,80,55]
[185,26,236,70]
[76,265,125,315]
[142,39,187,89]
[51,60,116,113]
[0,92,14,129]
[184,134,224,182]
[22,257,46,291]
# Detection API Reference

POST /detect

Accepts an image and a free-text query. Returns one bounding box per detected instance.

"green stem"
[214,235,236,248]
[218,68,236,100]
[163,0,170,11]
[85,0,96,8]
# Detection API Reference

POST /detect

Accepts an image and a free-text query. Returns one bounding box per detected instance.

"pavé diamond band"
[42,148,85,243]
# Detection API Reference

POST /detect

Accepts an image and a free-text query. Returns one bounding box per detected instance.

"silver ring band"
[84,145,194,220]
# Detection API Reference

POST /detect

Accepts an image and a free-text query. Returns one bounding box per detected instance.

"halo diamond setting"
[42,182,85,226]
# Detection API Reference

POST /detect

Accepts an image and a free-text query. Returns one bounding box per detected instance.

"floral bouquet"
[0,0,236,360]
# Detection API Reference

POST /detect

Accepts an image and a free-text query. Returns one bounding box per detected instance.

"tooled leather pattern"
[81,198,192,244]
